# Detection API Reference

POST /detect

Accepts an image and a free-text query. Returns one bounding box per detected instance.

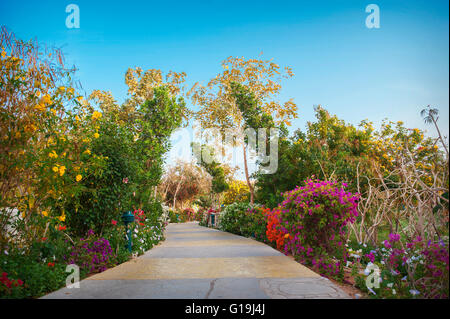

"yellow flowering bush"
[0,29,107,249]
[223,180,250,205]
[368,120,441,186]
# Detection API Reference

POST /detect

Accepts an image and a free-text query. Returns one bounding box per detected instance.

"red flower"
[58,225,66,231]
[41,237,48,241]
[111,219,117,226]
[47,262,55,267]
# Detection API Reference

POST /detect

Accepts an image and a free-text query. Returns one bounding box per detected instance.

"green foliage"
[0,245,69,298]
[64,119,136,236]
[194,195,212,210]
[254,106,372,207]
[63,86,184,236]
[230,82,275,132]
[129,206,166,256]
[133,86,186,192]
[168,209,179,223]
[219,202,265,239]
[193,143,229,194]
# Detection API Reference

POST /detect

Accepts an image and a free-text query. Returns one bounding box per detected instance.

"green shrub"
[0,247,68,298]
[168,210,178,223]
[194,208,205,222]
[219,203,257,237]
[64,120,137,236]
[129,206,165,255]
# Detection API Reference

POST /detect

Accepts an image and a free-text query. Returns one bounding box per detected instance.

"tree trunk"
[432,116,449,162]
[243,144,254,204]
[173,176,184,209]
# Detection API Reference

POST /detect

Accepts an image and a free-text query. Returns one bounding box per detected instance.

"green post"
[121,211,135,253]
[210,213,215,227]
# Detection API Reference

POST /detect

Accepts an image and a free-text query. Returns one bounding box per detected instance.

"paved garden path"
[43,222,349,299]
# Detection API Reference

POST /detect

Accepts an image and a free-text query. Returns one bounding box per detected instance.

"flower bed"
[217,179,449,299]
[1,206,166,299]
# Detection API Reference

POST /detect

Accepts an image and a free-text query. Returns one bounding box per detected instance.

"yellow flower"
[76,96,83,102]
[76,174,82,182]
[94,132,100,139]
[59,165,66,176]
[84,149,91,155]
[41,94,52,105]
[24,124,37,133]
[35,103,45,112]
[58,214,66,222]
[1,50,5,58]
[49,150,58,158]
[75,115,80,122]
[92,111,102,120]
[52,166,59,173]
[58,86,65,92]
[15,131,21,138]
[42,211,48,217]
[51,108,57,116]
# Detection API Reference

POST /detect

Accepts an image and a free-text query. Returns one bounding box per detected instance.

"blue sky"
[1,0,448,169]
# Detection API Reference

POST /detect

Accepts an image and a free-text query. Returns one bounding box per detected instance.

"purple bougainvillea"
[66,229,115,273]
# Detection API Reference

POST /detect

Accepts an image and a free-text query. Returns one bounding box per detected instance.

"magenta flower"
[384,240,392,249]
[389,233,401,243]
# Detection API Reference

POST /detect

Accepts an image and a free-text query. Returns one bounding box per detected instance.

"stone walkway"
[42,222,349,299]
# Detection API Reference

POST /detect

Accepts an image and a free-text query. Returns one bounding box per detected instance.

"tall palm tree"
[420,105,449,161]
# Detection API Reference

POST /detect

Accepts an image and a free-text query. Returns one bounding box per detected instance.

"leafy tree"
[230,82,276,203]
[89,69,188,210]
[133,86,186,198]
[58,72,188,235]
[254,106,373,207]
[192,143,229,208]
[189,56,297,203]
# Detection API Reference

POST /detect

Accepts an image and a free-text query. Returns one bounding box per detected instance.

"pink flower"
[384,240,392,249]
[389,233,401,243]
